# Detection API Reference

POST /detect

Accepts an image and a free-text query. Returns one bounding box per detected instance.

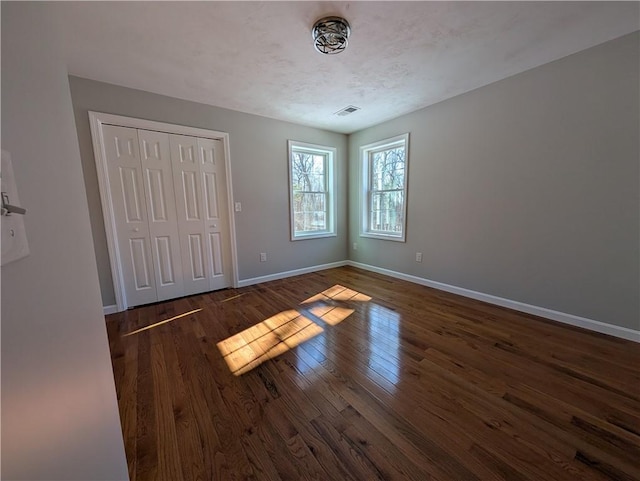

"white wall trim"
[348,261,640,343]
[237,261,348,288]
[88,112,230,140]
[103,305,118,316]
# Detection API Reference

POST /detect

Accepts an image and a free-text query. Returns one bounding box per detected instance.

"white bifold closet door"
[170,134,232,294]
[102,126,231,307]
[103,125,184,306]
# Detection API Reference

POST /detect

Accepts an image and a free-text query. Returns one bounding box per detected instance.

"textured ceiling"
[48,1,639,133]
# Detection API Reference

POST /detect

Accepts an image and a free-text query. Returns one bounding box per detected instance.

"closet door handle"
[210,224,217,228]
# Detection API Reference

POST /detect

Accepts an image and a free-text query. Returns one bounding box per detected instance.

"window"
[288,140,336,240]
[360,133,409,241]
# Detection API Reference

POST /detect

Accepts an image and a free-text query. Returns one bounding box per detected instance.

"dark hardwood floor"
[106,266,640,481]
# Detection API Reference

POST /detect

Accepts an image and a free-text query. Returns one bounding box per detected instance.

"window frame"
[288,140,337,241]
[359,133,409,242]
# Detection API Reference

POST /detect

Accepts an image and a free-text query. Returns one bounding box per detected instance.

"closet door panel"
[130,238,153,290]
[181,171,201,220]
[199,138,232,290]
[146,168,168,222]
[138,129,184,301]
[155,236,177,285]
[103,125,157,307]
[188,234,207,280]
[170,134,212,295]
[209,232,223,276]
[119,167,144,223]
[203,172,219,219]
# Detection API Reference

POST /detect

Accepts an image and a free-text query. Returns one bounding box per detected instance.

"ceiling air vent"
[334,105,361,116]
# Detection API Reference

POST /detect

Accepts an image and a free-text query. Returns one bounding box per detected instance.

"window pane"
[289,141,335,240]
[360,134,408,241]
[291,152,325,192]
[294,193,326,233]
[371,147,404,191]
[369,191,404,233]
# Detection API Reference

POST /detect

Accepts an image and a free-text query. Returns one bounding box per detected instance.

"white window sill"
[291,232,337,241]
[360,232,406,242]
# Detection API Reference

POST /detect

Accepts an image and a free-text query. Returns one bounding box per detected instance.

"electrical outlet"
[416,252,423,262]
[260,252,267,262]
[353,242,358,251]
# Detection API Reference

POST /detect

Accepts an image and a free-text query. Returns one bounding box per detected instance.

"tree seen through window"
[369,146,405,234]
[291,151,327,233]
[360,133,409,241]
[288,141,335,240]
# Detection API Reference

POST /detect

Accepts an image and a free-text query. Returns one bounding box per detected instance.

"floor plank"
[106,266,640,481]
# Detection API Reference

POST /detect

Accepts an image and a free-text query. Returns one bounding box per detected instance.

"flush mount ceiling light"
[312,16,351,55]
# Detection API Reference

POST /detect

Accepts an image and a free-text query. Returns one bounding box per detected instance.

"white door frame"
[89,111,239,312]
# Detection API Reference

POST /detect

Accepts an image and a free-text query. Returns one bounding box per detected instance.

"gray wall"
[1,3,129,480]
[69,77,348,306]
[349,31,639,330]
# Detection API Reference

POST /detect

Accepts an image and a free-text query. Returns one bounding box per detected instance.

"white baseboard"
[103,304,118,316]
[102,260,639,342]
[347,261,640,343]
[101,262,347,313]
[237,260,349,288]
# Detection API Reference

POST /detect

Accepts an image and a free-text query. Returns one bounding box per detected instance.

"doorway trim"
[89,111,239,312]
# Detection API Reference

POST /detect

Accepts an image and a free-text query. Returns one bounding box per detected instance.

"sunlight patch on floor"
[122,308,203,337]
[220,293,245,303]
[301,284,371,326]
[217,309,324,376]
[218,285,372,375]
